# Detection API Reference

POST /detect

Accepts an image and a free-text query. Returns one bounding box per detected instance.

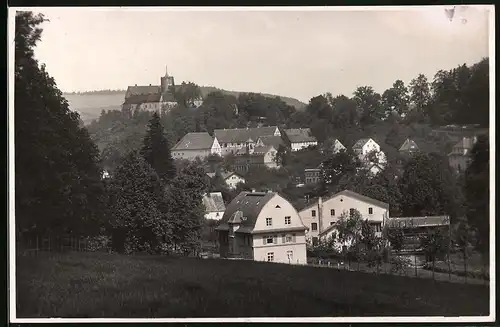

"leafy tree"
[320,150,361,188]
[409,74,431,121]
[336,209,363,250]
[15,11,106,240]
[381,80,410,118]
[386,227,404,254]
[140,112,176,184]
[164,162,208,255]
[330,95,359,128]
[175,81,202,108]
[353,86,384,126]
[399,152,461,221]
[108,151,168,254]
[465,134,489,261]
[419,228,450,278]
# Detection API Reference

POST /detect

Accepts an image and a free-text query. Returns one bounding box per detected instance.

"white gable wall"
[299,193,389,240]
[205,211,225,220]
[252,194,308,264]
[225,174,246,189]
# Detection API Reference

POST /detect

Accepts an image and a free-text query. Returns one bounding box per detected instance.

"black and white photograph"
[9,5,494,322]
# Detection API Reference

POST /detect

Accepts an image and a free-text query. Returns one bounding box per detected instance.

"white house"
[352,138,387,171]
[298,190,389,244]
[214,126,281,156]
[171,132,221,161]
[399,138,419,154]
[202,192,226,220]
[215,191,309,264]
[206,171,246,190]
[448,136,477,173]
[284,128,318,152]
[331,138,346,154]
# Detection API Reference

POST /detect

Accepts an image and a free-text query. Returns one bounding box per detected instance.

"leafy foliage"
[107,152,167,254]
[15,11,106,238]
[464,134,489,258]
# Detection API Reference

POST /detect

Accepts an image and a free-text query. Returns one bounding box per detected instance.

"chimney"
[135,84,137,86]
[251,188,256,193]
[318,196,323,233]
[149,84,151,86]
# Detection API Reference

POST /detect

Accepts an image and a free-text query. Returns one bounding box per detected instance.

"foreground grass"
[16,252,489,318]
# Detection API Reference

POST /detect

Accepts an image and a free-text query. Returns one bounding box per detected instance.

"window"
[285,216,291,225]
[312,237,319,246]
[266,218,272,226]
[216,212,220,217]
[368,207,373,215]
[282,234,286,243]
[311,223,318,231]
[330,209,335,216]
[330,221,334,225]
[286,250,293,262]
[267,252,274,262]
[265,236,274,244]
[350,208,355,216]
[312,210,316,217]
[285,235,293,243]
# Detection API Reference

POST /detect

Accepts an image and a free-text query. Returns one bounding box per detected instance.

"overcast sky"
[23,6,492,102]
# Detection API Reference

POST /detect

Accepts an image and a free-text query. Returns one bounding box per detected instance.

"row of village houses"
[170,125,478,178]
[203,188,451,265]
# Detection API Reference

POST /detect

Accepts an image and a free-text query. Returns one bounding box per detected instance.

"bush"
[84,235,110,252]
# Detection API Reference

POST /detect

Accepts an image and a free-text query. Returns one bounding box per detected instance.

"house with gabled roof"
[123,66,178,115]
[399,138,419,154]
[171,132,221,161]
[352,138,387,173]
[202,192,226,220]
[298,189,389,244]
[233,145,279,173]
[283,128,318,152]
[215,191,308,264]
[214,126,281,156]
[206,170,246,190]
[448,136,477,173]
[256,135,286,150]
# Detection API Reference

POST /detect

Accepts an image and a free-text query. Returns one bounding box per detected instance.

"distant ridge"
[63,86,308,124]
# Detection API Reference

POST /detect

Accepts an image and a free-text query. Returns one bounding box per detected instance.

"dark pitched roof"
[123,93,162,105]
[287,134,318,143]
[285,128,312,136]
[385,216,450,228]
[257,135,285,149]
[352,138,372,150]
[300,189,390,212]
[125,85,161,98]
[202,192,226,213]
[399,138,419,152]
[215,192,276,232]
[171,132,214,151]
[214,126,279,143]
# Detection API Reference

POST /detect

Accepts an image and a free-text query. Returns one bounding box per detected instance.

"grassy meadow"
[16,252,489,318]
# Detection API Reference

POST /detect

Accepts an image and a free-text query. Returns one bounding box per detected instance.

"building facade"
[233,145,279,173]
[448,136,477,173]
[171,132,221,161]
[214,126,282,156]
[304,168,321,185]
[284,128,318,152]
[206,171,246,190]
[298,190,389,243]
[123,66,178,115]
[216,191,308,264]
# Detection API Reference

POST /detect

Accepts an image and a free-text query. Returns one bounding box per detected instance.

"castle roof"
[125,85,161,99]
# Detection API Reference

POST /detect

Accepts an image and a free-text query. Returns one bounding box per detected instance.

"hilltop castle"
[122,66,178,115]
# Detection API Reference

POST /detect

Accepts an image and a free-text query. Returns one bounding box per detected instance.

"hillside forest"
[15,11,489,264]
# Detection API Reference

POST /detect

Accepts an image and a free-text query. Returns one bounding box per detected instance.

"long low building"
[171,132,221,160]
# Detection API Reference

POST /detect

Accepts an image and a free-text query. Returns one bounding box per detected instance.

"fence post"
[414,255,417,277]
[464,248,467,284]
[448,253,451,281]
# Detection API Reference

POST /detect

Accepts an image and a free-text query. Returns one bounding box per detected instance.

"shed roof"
[385,216,450,229]
[171,132,214,151]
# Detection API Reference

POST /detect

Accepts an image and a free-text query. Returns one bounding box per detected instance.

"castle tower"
[160,65,175,94]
